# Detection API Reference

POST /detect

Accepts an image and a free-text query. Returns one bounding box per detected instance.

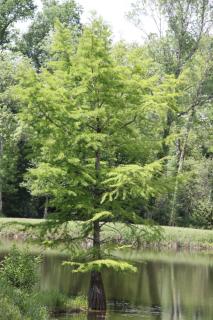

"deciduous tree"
[17,18,172,310]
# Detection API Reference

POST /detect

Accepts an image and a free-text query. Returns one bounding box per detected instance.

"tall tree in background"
[0,0,36,216]
[0,0,35,47]
[0,108,19,216]
[18,0,82,68]
[0,0,82,217]
[0,53,21,216]
[128,0,213,226]
[129,0,213,75]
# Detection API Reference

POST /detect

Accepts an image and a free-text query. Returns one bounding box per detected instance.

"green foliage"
[102,160,164,201]
[0,0,211,230]
[0,0,35,47]
[63,259,137,273]
[15,17,172,286]
[0,53,22,215]
[0,297,22,320]
[17,17,170,223]
[86,211,113,223]
[128,0,212,74]
[67,295,87,309]
[128,0,213,228]
[18,0,82,68]
[20,298,48,320]
[0,106,19,193]
[124,224,164,245]
[34,290,87,311]
[0,245,41,291]
[178,159,213,228]
[34,290,67,311]
[0,280,48,320]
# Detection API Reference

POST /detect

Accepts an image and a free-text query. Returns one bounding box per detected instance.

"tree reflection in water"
[68,312,106,320]
[87,311,106,320]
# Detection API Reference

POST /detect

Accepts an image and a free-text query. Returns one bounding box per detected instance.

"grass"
[162,225,213,248]
[0,280,87,319]
[0,218,42,236]
[0,217,212,250]
[34,291,87,314]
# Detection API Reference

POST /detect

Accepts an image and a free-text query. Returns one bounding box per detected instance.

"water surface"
[40,250,213,320]
[1,242,212,320]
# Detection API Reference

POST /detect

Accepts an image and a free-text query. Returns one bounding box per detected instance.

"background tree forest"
[0,0,212,229]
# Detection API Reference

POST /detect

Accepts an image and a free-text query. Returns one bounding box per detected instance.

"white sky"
[76,0,143,43]
[18,0,157,43]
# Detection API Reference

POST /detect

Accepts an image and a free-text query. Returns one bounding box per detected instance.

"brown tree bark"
[43,195,49,219]
[87,310,106,320]
[88,221,106,310]
[88,270,106,311]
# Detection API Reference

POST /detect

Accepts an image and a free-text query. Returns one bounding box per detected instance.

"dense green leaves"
[17,18,170,225]
[63,259,137,273]
[0,246,40,291]
[18,0,82,68]
[0,0,35,47]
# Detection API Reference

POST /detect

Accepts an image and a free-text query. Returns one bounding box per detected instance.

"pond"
[1,243,213,320]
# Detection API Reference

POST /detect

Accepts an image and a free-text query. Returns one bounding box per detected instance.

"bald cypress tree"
[17,18,172,310]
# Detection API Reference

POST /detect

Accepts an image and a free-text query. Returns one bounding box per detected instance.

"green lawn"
[163,225,213,247]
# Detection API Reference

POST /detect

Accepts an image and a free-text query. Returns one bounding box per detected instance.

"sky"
[76,0,143,43]
[17,0,157,44]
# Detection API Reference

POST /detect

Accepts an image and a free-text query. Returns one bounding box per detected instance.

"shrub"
[0,296,22,320]
[0,247,49,320]
[67,295,87,309]
[34,290,87,313]
[22,298,48,320]
[0,279,49,320]
[34,290,67,311]
[0,245,41,291]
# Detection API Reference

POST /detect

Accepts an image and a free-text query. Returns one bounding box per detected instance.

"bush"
[34,290,67,311]
[0,247,49,320]
[34,290,87,313]
[0,245,41,291]
[0,297,22,320]
[21,298,48,320]
[0,280,49,320]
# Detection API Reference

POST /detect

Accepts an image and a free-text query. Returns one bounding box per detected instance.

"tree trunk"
[43,195,48,219]
[169,109,194,225]
[0,186,2,216]
[88,270,106,311]
[0,137,3,216]
[88,221,106,311]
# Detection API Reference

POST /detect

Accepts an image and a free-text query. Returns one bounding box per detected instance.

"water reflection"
[87,311,106,320]
[40,251,213,320]
[0,244,212,320]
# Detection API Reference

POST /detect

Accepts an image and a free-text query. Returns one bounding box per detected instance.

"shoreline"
[0,218,212,252]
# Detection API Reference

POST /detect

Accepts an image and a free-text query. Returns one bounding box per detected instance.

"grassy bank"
[0,243,87,320]
[162,225,213,250]
[0,218,212,250]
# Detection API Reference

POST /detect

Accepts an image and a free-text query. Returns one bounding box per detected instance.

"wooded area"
[0,0,212,230]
